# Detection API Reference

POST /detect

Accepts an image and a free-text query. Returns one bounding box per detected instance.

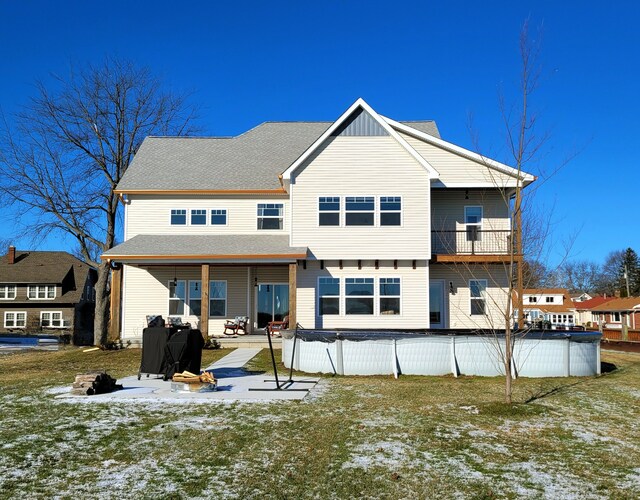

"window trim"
[345,196,375,227]
[210,209,228,226]
[0,284,16,300]
[318,196,341,227]
[379,277,401,315]
[257,203,285,231]
[344,277,375,315]
[379,196,403,227]
[41,311,64,328]
[28,285,56,300]
[318,277,341,316]
[170,208,188,226]
[469,279,487,316]
[4,311,26,328]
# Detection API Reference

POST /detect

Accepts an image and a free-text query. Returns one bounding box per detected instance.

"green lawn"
[1,347,639,499]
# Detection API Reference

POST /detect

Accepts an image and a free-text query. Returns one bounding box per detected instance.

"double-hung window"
[190,209,207,225]
[210,281,227,316]
[319,197,340,226]
[188,281,201,316]
[379,278,401,315]
[4,311,26,328]
[318,277,340,315]
[257,204,284,230]
[171,209,187,225]
[465,206,483,241]
[345,278,374,315]
[528,296,537,303]
[380,197,401,226]
[0,285,16,299]
[210,209,227,225]
[545,297,554,303]
[612,312,621,322]
[470,279,487,315]
[169,280,186,315]
[41,311,63,327]
[28,285,55,299]
[345,197,375,226]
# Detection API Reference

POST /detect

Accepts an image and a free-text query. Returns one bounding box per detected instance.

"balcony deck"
[431,229,522,263]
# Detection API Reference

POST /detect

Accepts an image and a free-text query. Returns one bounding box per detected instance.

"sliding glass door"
[256,283,289,329]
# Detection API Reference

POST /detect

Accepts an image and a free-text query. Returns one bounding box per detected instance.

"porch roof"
[102,235,307,263]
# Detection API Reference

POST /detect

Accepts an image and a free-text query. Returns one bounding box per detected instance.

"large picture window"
[28,285,55,299]
[0,285,16,300]
[257,204,284,230]
[380,197,401,226]
[171,209,187,225]
[318,277,340,315]
[319,197,340,226]
[169,280,186,315]
[210,281,227,317]
[41,311,63,328]
[345,197,375,226]
[4,311,26,328]
[345,278,374,315]
[379,278,401,315]
[470,279,487,315]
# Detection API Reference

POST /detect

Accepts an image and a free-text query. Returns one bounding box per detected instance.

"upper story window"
[465,206,483,241]
[257,204,284,230]
[345,197,374,226]
[211,209,227,225]
[190,209,207,225]
[4,311,26,328]
[345,278,374,314]
[470,279,487,315]
[380,197,402,226]
[318,277,340,315]
[170,209,187,225]
[0,285,16,300]
[28,285,56,300]
[545,297,554,303]
[319,197,340,226]
[528,296,537,303]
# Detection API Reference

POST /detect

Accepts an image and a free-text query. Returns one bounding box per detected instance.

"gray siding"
[333,109,389,137]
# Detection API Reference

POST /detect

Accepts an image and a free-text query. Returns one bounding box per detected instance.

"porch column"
[201,264,210,340]
[108,265,122,342]
[289,262,297,329]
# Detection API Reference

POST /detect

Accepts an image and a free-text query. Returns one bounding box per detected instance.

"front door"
[256,283,289,329]
[429,280,446,329]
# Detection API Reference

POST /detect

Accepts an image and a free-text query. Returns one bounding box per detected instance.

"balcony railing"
[431,229,513,255]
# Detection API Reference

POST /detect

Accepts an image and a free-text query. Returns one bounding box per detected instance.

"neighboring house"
[102,98,535,342]
[571,292,593,303]
[517,288,577,329]
[590,297,640,332]
[0,246,97,344]
[573,296,615,327]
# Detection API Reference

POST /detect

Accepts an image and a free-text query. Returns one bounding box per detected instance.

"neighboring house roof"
[522,288,570,295]
[0,250,94,304]
[591,297,640,312]
[102,235,307,262]
[115,112,441,193]
[573,296,616,311]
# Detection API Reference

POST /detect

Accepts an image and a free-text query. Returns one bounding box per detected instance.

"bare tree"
[557,260,601,293]
[0,58,198,345]
[596,249,626,295]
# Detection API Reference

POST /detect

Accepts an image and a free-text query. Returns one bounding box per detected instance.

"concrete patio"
[54,348,319,403]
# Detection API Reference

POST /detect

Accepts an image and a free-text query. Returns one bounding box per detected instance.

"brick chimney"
[8,246,15,265]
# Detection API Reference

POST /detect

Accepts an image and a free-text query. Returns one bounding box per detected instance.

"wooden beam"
[339,260,343,270]
[394,260,398,270]
[108,266,122,343]
[289,262,297,329]
[200,264,210,340]
[375,260,379,270]
[412,260,416,270]
[431,254,524,264]
[358,260,362,270]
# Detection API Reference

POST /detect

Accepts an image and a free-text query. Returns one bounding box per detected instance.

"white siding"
[290,136,431,259]
[430,264,510,330]
[126,195,290,239]
[400,132,517,187]
[296,260,429,329]
[121,264,251,341]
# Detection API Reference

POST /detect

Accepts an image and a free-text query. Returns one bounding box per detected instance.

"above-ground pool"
[281,330,601,378]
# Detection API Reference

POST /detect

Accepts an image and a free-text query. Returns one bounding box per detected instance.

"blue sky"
[0,1,638,266]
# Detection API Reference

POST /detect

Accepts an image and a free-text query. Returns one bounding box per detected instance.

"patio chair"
[267,315,289,337]
[223,316,249,336]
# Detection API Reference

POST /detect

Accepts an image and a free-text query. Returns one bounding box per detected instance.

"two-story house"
[103,99,535,341]
[0,246,97,344]
[517,288,577,329]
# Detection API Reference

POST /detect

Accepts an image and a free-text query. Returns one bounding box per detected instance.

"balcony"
[431,229,521,263]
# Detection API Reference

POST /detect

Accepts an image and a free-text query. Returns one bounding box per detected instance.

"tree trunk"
[93,262,110,346]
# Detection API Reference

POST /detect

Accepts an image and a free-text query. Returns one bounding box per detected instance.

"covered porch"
[102,235,306,342]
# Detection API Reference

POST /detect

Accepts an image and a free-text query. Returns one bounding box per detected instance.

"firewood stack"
[71,371,122,396]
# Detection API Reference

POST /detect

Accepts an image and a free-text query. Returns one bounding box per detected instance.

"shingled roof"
[115,120,440,192]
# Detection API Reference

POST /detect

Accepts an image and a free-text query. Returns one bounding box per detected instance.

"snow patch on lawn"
[342,440,412,470]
